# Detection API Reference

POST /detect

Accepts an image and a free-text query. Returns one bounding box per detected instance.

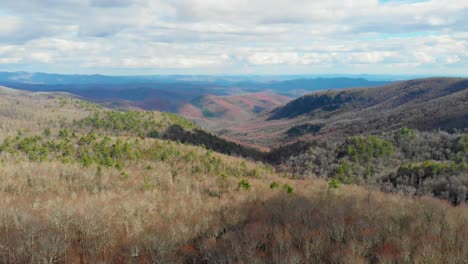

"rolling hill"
[224,78,468,147]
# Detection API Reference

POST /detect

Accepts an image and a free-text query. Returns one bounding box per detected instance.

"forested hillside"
[225,78,468,147]
[267,128,468,205]
[0,86,467,263]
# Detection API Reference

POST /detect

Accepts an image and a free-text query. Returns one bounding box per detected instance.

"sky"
[0,0,467,75]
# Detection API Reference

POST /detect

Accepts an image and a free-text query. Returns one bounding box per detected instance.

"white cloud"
[246,52,329,65]
[0,0,466,74]
[0,57,22,64]
[90,0,135,7]
[0,45,18,54]
[29,52,54,63]
[446,55,460,64]
[414,52,436,64]
[346,51,399,64]
[28,38,106,52]
[0,16,20,36]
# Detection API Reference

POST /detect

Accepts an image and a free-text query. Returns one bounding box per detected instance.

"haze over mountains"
[0,71,392,124]
[0,71,406,85]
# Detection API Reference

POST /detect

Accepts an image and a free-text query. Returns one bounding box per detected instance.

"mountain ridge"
[223,77,468,147]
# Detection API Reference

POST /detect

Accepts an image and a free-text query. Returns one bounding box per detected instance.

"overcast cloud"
[0,0,467,75]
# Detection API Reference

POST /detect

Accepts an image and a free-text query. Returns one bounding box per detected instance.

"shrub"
[58,128,71,139]
[336,161,350,178]
[120,170,129,180]
[237,179,251,191]
[270,181,279,189]
[328,178,341,189]
[80,152,93,167]
[43,128,51,137]
[283,184,294,193]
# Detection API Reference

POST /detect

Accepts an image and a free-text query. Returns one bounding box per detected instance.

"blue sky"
[0,0,467,75]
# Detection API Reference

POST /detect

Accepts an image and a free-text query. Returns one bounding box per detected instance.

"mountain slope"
[179,92,291,130]
[225,78,468,147]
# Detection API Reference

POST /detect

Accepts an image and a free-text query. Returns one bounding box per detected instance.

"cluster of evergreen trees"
[73,111,195,138]
[0,128,272,184]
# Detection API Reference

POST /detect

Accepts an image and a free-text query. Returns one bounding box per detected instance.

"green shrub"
[336,161,350,177]
[0,136,15,153]
[43,128,51,137]
[120,171,129,180]
[270,181,279,189]
[328,178,341,189]
[80,152,93,167]
[283,184,294,193]
[237,179,251,191]
[115,160,124,170]
[78,132,96,145]
[17,136,49,161]
[58,128,71,139]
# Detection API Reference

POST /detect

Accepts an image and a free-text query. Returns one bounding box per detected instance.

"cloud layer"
[0,0,467,75]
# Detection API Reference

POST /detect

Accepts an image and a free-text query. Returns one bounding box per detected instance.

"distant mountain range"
[0,71,393,116]
[0,71,412,85]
